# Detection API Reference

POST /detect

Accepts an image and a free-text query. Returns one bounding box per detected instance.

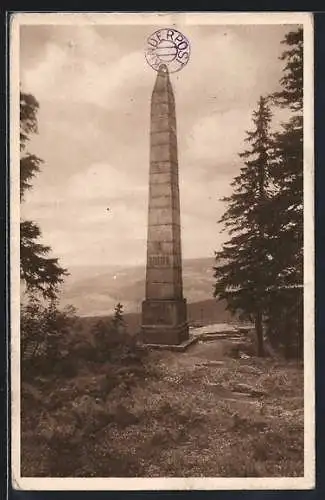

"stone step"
[199,333,246,342]
[143,334,198,352]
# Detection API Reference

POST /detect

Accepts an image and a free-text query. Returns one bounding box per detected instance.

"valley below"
[59,257,230,323]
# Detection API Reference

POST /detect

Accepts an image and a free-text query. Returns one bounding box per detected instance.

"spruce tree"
[20,92,43,200]
[266,28,303,357]
[20,91,68,299]
[214,96,274,356]
[112,302,125,331]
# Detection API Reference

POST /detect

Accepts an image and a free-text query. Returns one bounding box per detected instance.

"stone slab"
[150,160,178,173]
[149,171,177,184]
[147,240,178,254]
[145,282,182,300]
[191,323,239,335]
[150,130,177,147]
[142,298,187,326]
[146,267,182,284]
[150,143,177,163]
[143,335,198,352]
[200,334,244,342]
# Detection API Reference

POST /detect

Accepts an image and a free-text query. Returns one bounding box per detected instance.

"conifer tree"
[269,27,303,285]
[20,91,68,299]
[20,92,43,200]
[214,96,274,356]
[112,302,125,331]
[266,28,303,357]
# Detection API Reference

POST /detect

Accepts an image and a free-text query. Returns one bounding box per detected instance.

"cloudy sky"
[19,20,297,273]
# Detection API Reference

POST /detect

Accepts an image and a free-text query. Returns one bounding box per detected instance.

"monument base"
[141,298,189,345]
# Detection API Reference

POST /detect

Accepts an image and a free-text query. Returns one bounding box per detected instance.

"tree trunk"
[255,310,265,357]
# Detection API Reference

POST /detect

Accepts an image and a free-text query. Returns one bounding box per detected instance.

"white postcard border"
[10,11,315,491]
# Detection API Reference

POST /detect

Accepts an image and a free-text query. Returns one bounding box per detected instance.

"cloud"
[22,160,148,267]
[19,22,293,269]
[22,26,151,112]
[183,108,252,171]
[67,162,147,201]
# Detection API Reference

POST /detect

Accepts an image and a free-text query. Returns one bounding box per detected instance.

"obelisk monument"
[141,62,189,345]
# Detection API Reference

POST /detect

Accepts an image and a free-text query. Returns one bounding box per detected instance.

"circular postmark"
[145,28,190,73]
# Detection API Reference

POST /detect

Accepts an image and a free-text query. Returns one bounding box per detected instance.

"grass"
[21,339,304,478]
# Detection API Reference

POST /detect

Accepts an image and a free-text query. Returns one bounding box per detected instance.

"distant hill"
[60,257,221,317]
[79,298,236,336]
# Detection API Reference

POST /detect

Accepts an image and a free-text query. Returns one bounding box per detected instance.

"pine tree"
[266,28,303,358]
[20,92,43,200]
[214,96,274,356]
[112,302,125,331]
[272,28,303,112]
[20,91,68,299]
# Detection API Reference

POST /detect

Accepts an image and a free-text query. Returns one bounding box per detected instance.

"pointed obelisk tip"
[153,64,171,95]
[155,64,169,82]
[158,63,169,74]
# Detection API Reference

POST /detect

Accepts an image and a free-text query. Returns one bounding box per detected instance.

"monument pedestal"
[141,298,189,345]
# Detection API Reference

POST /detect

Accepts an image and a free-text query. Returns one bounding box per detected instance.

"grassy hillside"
[21,339,304,478]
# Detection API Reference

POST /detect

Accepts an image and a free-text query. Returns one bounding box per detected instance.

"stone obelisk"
[141,64,189,346]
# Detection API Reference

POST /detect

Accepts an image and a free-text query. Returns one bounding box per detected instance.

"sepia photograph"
[10,12,314,490]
